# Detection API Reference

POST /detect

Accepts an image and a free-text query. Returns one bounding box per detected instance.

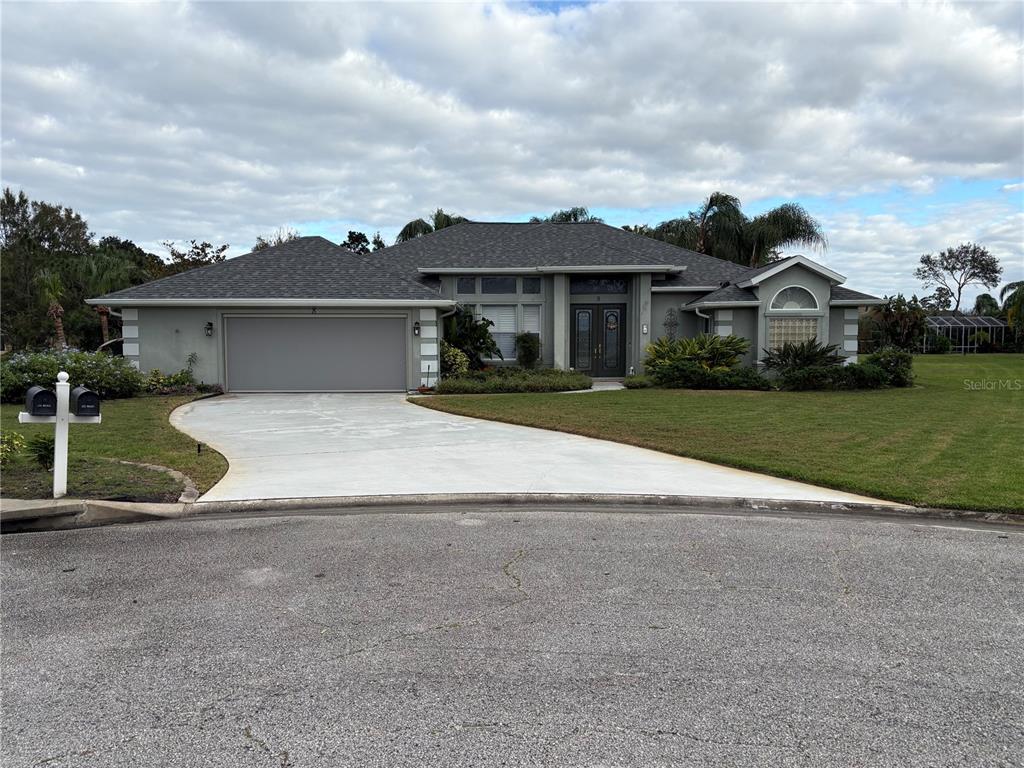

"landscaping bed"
[414,355,1024,512]
[434,367,592,394]
[1,394,227,502]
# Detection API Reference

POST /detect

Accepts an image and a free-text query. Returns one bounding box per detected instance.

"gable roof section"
[88,236,450,304]
[736,254,845,287]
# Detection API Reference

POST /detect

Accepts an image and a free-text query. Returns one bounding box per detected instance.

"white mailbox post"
[18,371,102,499]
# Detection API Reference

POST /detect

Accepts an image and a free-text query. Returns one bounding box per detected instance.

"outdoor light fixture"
[413,321,421,336]
[204,322,214,337]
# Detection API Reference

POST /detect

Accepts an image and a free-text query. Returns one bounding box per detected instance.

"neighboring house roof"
[89,236,450,304]
[830,286,882,304]
[684,284,760,307]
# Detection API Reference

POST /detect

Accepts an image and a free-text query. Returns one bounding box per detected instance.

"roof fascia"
[86,298,456,308]
[735,256,846,288]
[418,265,685,275]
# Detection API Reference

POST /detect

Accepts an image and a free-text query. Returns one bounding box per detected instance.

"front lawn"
[414,355,1024,512]
[1,395,228,502]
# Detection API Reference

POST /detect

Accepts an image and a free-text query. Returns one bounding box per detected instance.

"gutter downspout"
[693,306,712,334]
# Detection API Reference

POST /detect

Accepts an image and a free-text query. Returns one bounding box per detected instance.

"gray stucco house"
[88,222,881,392]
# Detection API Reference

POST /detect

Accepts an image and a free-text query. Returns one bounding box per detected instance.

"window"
[522,276,542,294]
[457,277,476,294]
[482,305,517,359]
[570,276,627,294]
[768,318,818,350]
[481,276,517,294]
[770,286,817,310]
[523,305,541,335]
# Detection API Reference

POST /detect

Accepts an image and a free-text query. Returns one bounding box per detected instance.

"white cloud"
[0,0,1020,280]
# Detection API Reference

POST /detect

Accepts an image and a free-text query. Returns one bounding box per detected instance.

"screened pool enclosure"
[924,315,1009,353]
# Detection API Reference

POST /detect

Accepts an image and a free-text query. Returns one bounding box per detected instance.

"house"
[87,222,881,392]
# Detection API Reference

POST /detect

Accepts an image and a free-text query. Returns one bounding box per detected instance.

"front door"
[570,304,626,377]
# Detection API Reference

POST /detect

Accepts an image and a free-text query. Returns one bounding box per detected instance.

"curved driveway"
[172,393,890,505]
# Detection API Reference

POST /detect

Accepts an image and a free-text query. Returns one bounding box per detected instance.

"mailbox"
[69,386,101,417]
[25,386,57,416]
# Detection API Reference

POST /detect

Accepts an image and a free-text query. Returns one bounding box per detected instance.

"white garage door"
[225,316,407,392]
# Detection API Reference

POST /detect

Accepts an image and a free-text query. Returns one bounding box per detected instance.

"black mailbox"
[25,386,57,416]
[70,386,101,417]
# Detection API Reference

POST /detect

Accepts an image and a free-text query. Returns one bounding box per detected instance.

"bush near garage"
[0,349,144,402]
[440,340,470,377]
[435,367,591,394]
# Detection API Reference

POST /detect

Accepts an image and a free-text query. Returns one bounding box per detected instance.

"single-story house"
[88,222,881,392]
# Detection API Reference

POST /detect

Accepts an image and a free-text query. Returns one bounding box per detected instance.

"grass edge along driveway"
[413,355,1024,512]
[1,394,228,502]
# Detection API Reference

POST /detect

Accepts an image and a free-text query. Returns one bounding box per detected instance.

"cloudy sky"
[2,1,1022,304]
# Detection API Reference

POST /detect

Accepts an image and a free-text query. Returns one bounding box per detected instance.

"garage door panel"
[226,316,406,391]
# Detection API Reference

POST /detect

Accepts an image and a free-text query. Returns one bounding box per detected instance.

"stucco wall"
[126,305,427,390]
[713,307,758,365]
[828,306,862,361]
[754,265,833,363]
[651,292,709,340]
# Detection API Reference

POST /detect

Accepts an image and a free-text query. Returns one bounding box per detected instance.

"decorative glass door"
[571,304,626,376]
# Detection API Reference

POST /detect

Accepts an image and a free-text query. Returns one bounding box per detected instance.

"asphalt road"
[2,507,1022,767]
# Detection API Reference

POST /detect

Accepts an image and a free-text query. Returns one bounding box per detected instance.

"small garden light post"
[18,371,102,499]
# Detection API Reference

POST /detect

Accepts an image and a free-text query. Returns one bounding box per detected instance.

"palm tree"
[35,269,67,349]
[633,192,827,268]
[972,293,1001,316]
[395,208,466,243]
[529,206,603,223]
[78,256,133,345]
[1001,281,1024,334]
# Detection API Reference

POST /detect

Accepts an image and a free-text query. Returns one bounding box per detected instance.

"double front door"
[571,304,626,377]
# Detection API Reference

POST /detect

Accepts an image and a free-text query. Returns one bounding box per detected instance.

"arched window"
[770,286,818,310]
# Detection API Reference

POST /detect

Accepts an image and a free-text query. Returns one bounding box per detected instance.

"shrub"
[515,333,541,369]
[623,374,654,389]
[27,434,55,470]
[0,350,144,403]
[652,360,770,390]
[968,330,993,352]
[435,368,591,394]
[645,334,750,379]
[0,430,26,467]
[762,339,844,376]
[144,367,197,395]
[864,294,928,351]
[443,306,502,369]
[831,362,889,390]
[923,332,952,354]
[865,346,914,387]
[779,365,836,391]
[440,340,470,377]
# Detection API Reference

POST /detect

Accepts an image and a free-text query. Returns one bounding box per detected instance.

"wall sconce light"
[412,321,421,337]
[204,322,214,337]
[642,323,649,335]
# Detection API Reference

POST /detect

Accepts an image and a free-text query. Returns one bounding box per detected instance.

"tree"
[865,294,928,351]
[396,208,467,243]
[77,254,135,345]
[443,306,501,369]
[371,232,386,251]
[161,240,229,276]
[341,231,371,254]
[34,269,68,349]
[920,287,953,313]
[1001,281,1024,340]
[914,243,1002,314]
[972,293,1001,316]
[529,206,604,224]
[631,192,827,267]
[252,227,299,252]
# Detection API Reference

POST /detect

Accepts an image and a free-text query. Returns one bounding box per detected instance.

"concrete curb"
[2,493,1020,532]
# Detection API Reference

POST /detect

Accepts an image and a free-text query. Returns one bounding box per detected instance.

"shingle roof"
[382,221,750,286]
[830,286,882,303]
[93,236,444,302]
[684,284,759,306]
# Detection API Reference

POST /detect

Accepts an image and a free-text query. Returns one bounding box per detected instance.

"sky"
[2,0,1022,306]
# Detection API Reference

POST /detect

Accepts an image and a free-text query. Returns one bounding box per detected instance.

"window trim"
[768,285,820,312]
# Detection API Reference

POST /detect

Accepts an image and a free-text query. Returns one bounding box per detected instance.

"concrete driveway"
[172,393,888,504]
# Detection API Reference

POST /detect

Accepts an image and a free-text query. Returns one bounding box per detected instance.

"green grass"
[1,394,228,502]
[415,355,1024,512]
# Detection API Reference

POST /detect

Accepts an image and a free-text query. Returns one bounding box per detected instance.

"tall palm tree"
[395,208,466,243]
[529,206,603,223]
[78,256,133,345]
[1001,281,1024,333]
[34,269,67,349]
[972,293,1001,316]
[632,192,828,268]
